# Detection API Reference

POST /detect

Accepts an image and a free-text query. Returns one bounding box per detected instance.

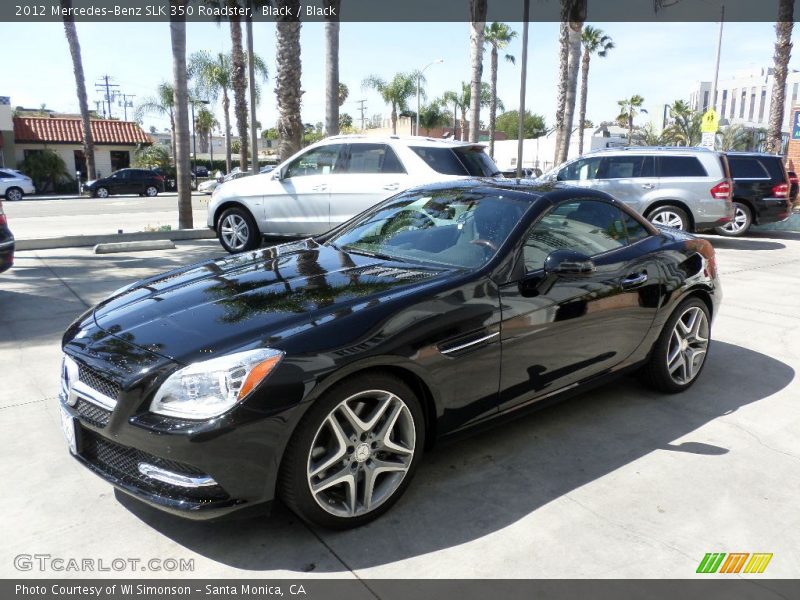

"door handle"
[383,183,400,191]
[641,183,655,190]
[622,272,648,289]
[312,184,328,192]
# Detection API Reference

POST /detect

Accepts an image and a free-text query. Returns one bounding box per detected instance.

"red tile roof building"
[14,117,152,145]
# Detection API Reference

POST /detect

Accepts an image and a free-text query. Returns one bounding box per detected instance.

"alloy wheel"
[720,205,748,235]
[96,187,109,199]
[6,188,22,201]
[307,390,416,518]
[220,214,250,251]
[650,210,685,230]
[666,306,709,385]
[145,186,158,197]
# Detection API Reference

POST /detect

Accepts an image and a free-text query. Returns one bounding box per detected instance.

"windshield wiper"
[341,245,404,262]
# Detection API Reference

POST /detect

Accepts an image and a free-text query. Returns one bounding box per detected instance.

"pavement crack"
[35,251,91,309]
[720,420,800,465]
[0,397,48,410]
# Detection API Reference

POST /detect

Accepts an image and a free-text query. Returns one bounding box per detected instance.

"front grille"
[78,364,121,401]
[75,398,111,427]
[80,429,229,503]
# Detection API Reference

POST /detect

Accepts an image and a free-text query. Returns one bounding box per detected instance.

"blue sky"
[5,20,794,133]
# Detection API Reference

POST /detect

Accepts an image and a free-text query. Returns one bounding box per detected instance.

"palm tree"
[60,0,95,180]
[338,83,349,107]
[484,22,517,159]
[418,102,449,135]
[194,107,218,154]
[189,51,233,173]
[578,26,614,155]
[765,0,794,154]
[324,0,342,137]
[135,82,177,161]
[633,122,665,146]
[717,124,761,151]
[468,0,488,142]
[617,94,646,144]
[169,5,192,229]
[554,0,587,164]
[362,72,420,135]
[662,100,701,146]
[229,14,249,171]
[276,2,303,160]
[441,90,460,136]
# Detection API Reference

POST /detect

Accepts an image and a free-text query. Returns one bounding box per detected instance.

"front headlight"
[150,348,284,420]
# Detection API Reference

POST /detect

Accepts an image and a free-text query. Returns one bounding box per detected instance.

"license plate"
[60,405,77,455]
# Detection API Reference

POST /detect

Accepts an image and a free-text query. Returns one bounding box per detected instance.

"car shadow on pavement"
[707,238,786,251]
[116,340,793,573]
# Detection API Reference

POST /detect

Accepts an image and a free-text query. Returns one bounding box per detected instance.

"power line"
[94,75,120,119]
[356,99,367,131]
[119,93,136,121]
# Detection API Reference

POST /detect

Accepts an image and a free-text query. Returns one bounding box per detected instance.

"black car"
[715,152,793,236]
[192,165,209,178]
[0,201,14,273]
[83,168,166,199]
[59,179,720,529]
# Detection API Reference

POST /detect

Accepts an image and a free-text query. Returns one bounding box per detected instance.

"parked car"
[59,178,720,529]
[259,165,276,174]
[199,170,249,195]
[0,169,36,201]
[715,152,793,237]
[501,167,541,179]
[0,201,14,273]
[198,178,221,195]
[538,147,734,232]
[208,135,501,253]
[192,165,209,178]
[83,168,166,198]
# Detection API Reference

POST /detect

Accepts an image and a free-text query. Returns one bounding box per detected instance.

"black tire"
[95,187,109,199]
[640,297,711,394]
[5,187,23,202]
[647,205,690,231]
[216,206,261,253]
[714,202,752,237]
[144,185,159,197]
[279,372,425,529]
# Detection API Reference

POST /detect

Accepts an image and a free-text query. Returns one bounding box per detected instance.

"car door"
[107,170,127,194]
[595,155,658,214]
[497,198,661,411]
[264,144,346,235]
[327,143,411,228]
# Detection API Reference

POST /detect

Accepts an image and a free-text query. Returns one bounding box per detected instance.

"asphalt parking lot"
[1,232,798,579]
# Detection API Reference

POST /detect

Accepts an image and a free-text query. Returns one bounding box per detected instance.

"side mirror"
[272,169,284,181]
[543,249,595,276]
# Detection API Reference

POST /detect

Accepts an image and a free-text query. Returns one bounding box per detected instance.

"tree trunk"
[553,19,569,164]
[324,0,342,137]
[169,107,176,168]
[391,104,398,135]
[766,0,794,154]
[460,107,467,141]
[246,2,259,174]
[628,114,633,145]
[222,90,232,173]
[199,131,209,154]
[230,17,249,171]
[578,49,590,156]
[558,21,583,164]
[468,2,487,143]
[170,1,192,229]
[276,3,303,161]
[61,1,95,180]
[489,44,498,159]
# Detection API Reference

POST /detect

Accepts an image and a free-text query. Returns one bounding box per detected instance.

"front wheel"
[217,206,260,253]
[647,206,690,231]
[95,187,109,199]
[714,202,751,237]
[5,187,23,201]
[640,298,711,393]
[279,373,425,529]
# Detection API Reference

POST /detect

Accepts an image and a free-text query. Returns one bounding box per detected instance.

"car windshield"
[327,188,530,269]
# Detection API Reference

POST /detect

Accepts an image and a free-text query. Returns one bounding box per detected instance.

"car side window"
[597,155,653,179]
[557,157,602,181]
[621,211,651,243]
[0,170,12,178]
[523,200,628,271]
[344,143,406,174]
[728,157,770,179]
[658,156,708,177]
[285,144,345,178]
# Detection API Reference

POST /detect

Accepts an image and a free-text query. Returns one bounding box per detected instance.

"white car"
[0,169,35,201]
[207,135,500,252]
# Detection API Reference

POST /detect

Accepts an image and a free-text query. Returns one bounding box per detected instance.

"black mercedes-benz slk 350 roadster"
[59,179,720,529]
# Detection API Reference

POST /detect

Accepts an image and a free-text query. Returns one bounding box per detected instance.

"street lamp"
[190,98,210,182]
[416,58,444,136]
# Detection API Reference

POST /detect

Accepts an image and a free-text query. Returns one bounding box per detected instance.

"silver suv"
[540,147,734,232]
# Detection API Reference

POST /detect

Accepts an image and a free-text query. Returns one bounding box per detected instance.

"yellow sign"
[701,109,720,133]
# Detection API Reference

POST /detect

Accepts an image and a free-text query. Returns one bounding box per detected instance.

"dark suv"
[83,168,165,199]
[0,201,14,273]
[715,152,793,236]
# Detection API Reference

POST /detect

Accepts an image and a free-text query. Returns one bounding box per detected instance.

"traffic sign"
[701,109,720,134]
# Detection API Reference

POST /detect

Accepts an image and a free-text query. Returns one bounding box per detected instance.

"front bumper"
[0,237,14,273]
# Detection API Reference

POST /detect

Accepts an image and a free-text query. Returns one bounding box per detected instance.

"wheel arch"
[5,186,24,199]
[643,200,696,230]
[213,200,258,230]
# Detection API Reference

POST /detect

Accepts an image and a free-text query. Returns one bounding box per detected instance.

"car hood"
[91,240,449,364]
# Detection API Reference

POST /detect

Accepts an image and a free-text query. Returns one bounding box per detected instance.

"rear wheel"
[279,373,424,529]
[217,206,260,253]
[5,187,23,201]
[641,298,711,393]
[714,202,751,237]
[647,205,690,231]
[144,185,159,197]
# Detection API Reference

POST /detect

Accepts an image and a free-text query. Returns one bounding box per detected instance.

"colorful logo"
[696,553,773,574]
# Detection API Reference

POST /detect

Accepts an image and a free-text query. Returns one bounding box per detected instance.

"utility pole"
[516,0,530,178]
[356,99,367,131]
[119,93,136,121]
[95,75,119,119]
[93,100,105,117]
[710,4,725,114]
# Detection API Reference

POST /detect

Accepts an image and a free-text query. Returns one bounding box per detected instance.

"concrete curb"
[16,228,217,251]
[94,240,176,254]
